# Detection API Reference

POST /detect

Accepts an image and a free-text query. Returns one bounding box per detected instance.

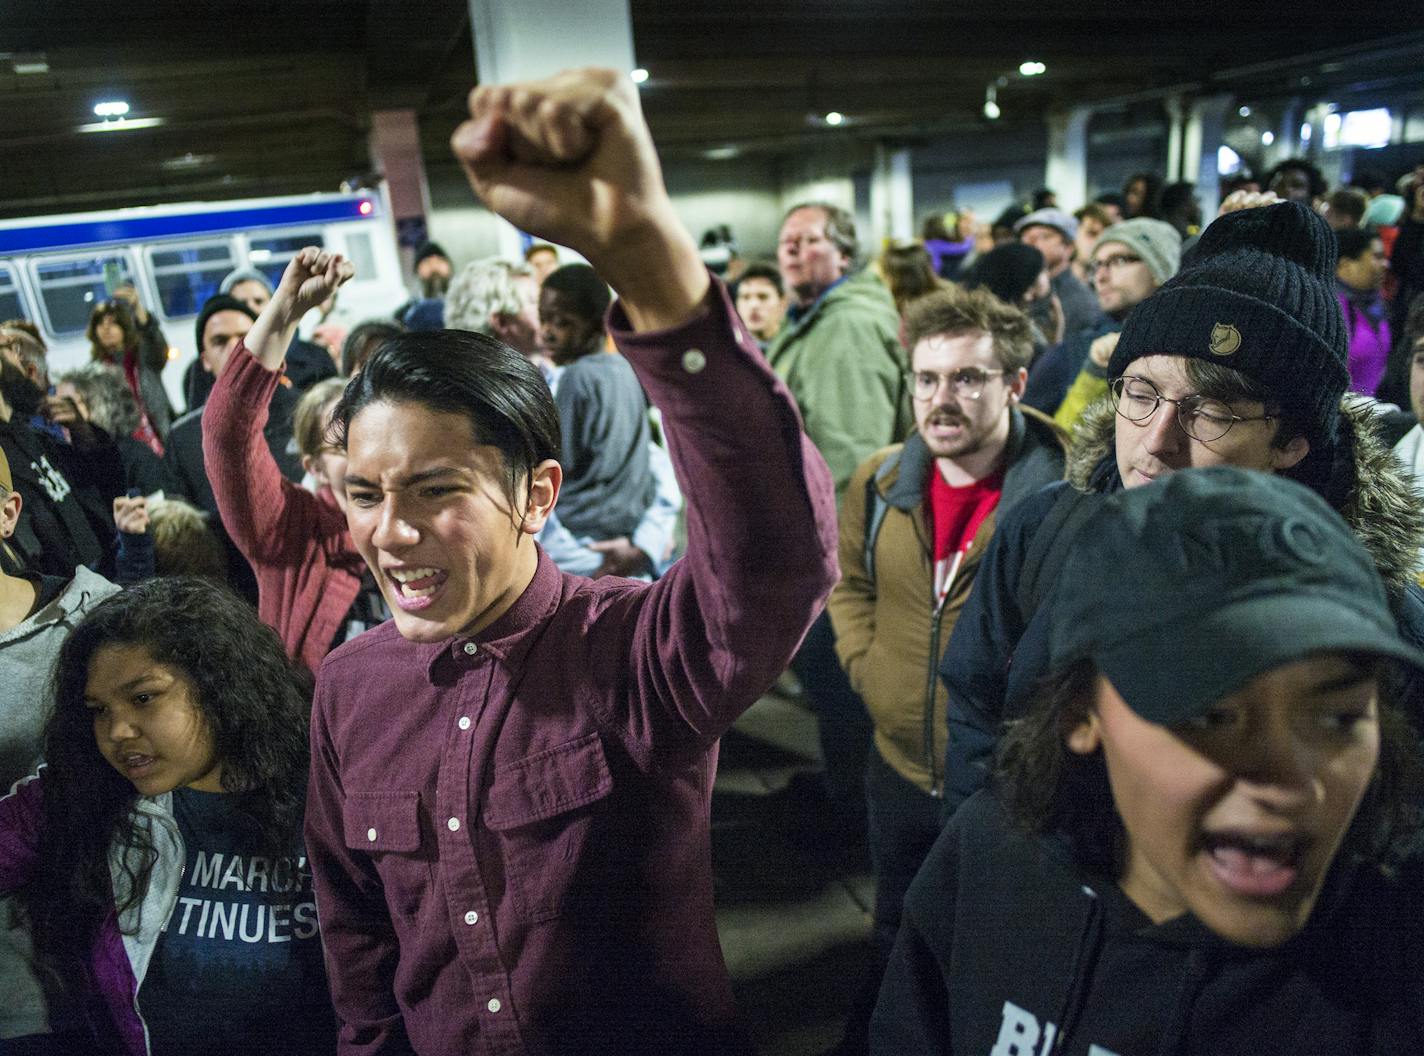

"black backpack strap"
[1015,486,1099,618]
[862,449,902,590]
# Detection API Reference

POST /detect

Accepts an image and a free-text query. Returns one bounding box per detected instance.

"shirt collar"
[786,274,848,324]
[420,546,563,681]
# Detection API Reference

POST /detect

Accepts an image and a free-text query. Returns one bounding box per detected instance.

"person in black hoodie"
[873,467,1424,1056]
[0,339,124,578]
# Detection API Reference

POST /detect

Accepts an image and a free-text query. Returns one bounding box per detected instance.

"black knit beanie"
[962,243,1045,305]
[1108,200,1348,446]
[195,294,258,350]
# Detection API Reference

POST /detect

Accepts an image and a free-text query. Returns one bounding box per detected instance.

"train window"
[0,264,27,324]
[32,253,135,336]
[343,232,377,284]
[248,230,325,287]
[147,241,236,319]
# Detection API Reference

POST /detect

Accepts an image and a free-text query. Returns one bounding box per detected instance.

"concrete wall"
[417,112,1172,279]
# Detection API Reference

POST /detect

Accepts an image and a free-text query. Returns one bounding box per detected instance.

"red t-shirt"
[926,466,1003,609]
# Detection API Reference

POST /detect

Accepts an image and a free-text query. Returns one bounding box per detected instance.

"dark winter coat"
[938,398,1424,815]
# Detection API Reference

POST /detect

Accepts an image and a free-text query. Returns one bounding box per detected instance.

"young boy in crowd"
[875,467,1424,1054]
[238,68,836,1054]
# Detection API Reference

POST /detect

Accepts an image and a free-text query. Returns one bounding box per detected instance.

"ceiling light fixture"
[1018,61,1046,77]
[93,100,130,118]
[630,68,649,84]
[13,60,48,75]
[1238,106,1251,117]
[983,85,1001,120]
[824,111,844,126]
[1261,131,1275,146]
[704,146,740,160]
[76,117,165,134]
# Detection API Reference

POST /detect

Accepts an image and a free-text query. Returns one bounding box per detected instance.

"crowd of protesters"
[1,63,1423,1056]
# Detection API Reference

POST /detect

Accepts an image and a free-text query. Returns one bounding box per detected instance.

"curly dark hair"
[996,657,1424,879]
[29,577,312,980]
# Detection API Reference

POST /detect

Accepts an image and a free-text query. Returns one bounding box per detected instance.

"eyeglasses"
[1090,254,1143,276]
[1109,376,1275,443]
[908,367,1011,401]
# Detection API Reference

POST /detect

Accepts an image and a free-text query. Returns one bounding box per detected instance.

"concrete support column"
[370,109,435,278]
[1165,95,1185,181]
[1044,105,1091,210]
[467,0,636,260]
[1185,94,1233,216]
[869,143,914,249]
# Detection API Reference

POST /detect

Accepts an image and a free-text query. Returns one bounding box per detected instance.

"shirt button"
[463,642,479,656]
[682,348,706,374]
[487,998,502,1014]
[464,910,479,926]
[366,828,377,842]
[447,817,461,832]
[458,716,471,731]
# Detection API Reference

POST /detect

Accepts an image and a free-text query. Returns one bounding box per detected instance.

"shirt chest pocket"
[342,790,433,923]
[481,732,614,924]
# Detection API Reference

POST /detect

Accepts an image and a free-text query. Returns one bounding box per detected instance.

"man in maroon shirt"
[238,69,837,1054]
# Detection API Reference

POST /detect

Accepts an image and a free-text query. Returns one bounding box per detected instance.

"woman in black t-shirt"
[0,577,336,1055]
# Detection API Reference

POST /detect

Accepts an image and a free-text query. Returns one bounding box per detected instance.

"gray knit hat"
[219,267,273,296]
[1108,201,1349,446]
[1013,208,1078,242]
[1092,218,1182,285]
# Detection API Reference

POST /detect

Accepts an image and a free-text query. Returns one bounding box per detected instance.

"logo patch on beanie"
[1209,323,1242,357]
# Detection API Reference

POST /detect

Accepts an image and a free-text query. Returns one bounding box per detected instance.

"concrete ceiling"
[1,0,1421,217]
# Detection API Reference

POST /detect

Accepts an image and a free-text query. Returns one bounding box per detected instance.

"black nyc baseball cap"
[1048,467,1424,726]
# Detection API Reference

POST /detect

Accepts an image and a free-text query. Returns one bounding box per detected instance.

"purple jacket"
[305,279,838,1054]
[1338,285,1392,397]
[0,772,173,1056]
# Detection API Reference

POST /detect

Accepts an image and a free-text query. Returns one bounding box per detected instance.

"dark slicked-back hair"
[541,264,612,326]
[34,578,311,982]
[330,329,561,513]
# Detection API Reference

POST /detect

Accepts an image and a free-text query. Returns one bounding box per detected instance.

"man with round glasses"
[937,199,1424,820]
[1023,216,1181,419]
[828,283,1067,1051]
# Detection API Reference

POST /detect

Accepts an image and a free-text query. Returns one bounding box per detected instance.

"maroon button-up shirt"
[305,280,838,1054]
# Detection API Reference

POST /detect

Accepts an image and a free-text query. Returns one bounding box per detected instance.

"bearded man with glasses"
[937,199,1424,825]
[827,284,1067,1054]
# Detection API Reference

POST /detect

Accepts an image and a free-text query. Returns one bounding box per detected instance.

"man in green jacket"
[766,201,911,862]
[767,202,911,502]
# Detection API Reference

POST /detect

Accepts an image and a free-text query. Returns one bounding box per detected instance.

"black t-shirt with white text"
[138,787,337,1056]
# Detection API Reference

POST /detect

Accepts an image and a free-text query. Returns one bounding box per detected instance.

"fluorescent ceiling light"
[1018,61,1046,76]
[824,111,844,126]
[93,100,130,118]
[630,68,649,84]
[13,61,49,75]
[76,117,165,133]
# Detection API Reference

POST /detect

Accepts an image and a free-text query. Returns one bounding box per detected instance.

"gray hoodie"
[0,564,118,1040]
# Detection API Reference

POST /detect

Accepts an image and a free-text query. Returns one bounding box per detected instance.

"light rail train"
[0,192,408,408]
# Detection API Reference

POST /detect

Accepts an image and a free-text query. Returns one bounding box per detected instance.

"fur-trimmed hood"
[1064,396,1424,597]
